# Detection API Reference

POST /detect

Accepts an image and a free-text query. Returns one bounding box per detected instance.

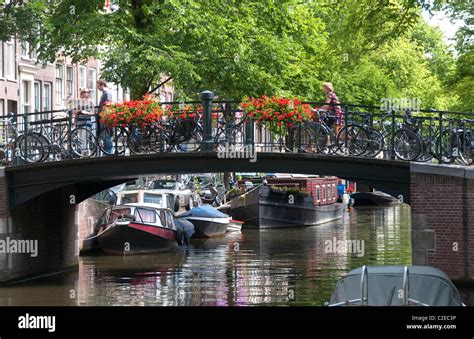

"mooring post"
[200,90,214,151]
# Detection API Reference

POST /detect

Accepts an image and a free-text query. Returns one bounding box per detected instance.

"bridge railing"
[0,92,473,167]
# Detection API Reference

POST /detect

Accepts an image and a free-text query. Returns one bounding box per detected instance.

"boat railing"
[402,266,409,305]
[328,265,431,306]
[361,265,369,305]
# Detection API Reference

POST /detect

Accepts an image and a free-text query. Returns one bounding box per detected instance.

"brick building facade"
[0,38,174,121]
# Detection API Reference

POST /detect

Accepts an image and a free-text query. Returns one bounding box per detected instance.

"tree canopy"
[0,0,471,112]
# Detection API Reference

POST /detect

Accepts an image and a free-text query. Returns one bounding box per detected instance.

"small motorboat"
[227,219,244,233]
[81,203,194,255]
[326,265,465,306]
[350,191,400,206]
[178,204,230,238]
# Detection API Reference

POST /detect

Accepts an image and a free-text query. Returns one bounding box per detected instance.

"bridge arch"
[5,152,410,209]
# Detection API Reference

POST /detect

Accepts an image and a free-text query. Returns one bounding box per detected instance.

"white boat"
[178,205,230,237]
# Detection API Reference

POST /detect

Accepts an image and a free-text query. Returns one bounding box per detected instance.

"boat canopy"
[328,266,464,306]
[178,204,229,218]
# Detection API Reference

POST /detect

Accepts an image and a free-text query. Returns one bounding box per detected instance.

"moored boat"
[226,175,345,228]
[327,265,465,306]
[178,205,230,238]
[81,203,194,255]
[350,191,401,206]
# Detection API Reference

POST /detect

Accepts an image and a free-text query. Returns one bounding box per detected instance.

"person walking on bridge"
[321,82,343,132]
[97,79,113,154]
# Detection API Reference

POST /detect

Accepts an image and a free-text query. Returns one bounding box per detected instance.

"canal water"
[0,205,471,306]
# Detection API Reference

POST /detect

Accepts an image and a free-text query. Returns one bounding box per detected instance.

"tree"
[1,0,467,112]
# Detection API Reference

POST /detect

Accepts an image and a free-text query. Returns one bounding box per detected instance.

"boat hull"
[97,222,178,255]
[184,217,228,238]
[351,192,400,206]
[228,186,344,229]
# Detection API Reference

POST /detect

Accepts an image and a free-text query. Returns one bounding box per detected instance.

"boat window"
[166,194,174,209]
[143,193,163,206]
[121,193,138,204]
[134,208,156,223]
[165,211,174,228]
[158,211,167,226]
[153,180,178,190]
[111,208,131,222]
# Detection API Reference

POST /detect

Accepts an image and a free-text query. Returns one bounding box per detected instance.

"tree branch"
[147,76,173,94]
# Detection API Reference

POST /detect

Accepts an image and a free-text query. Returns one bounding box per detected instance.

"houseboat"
[224,175,345,228]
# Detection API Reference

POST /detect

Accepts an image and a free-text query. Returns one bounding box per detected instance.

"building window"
[6,39,15,80]
[322,185,326,202]
[21,41,29,58]
[88,69,97,104]
[43,82,51,111]
[22,80,31,115]
[0,99,3,143]
[34,81,41,112]
[66,66,74,99]
[55,64,63,106]
[43,82,51,119]
[0,43,3,78]
[316,186,320,202]
[79,66,86,90]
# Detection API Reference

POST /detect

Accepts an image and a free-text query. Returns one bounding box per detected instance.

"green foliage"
[0,0,471,111]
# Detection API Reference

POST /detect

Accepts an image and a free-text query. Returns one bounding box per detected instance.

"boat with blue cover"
[178,205,230,238]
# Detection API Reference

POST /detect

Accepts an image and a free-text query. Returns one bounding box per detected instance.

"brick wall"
[410,163,473,282]
[467,178,474,279]
[0,169,108,282]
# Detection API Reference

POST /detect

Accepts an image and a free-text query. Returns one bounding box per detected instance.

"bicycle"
[214,111,245,152]
[442,119,474,166]
[302,108,370,156]
[29,112,98,160]
[0,113,46,164]
[97,123,129,156]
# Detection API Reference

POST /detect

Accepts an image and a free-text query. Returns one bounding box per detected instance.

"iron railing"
[1,91,473,167]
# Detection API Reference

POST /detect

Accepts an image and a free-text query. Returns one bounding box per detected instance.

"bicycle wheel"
[215,125,244,152]
[299,123,320,154]
[365,130,384,157]
[31,132,52,162]
[282,127,300,152]
[435,129,456,164]
[17,134,45,163]
[337,124,370,156]
[70,127,97,158]
[458,134,473,165]
[128,126,160,154]
[175,120,203,152]
[393,128,421,161]
[416,138,435,162]
[98,127,128,155]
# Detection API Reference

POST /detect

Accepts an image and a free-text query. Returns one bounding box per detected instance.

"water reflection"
[1,205,418,306]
